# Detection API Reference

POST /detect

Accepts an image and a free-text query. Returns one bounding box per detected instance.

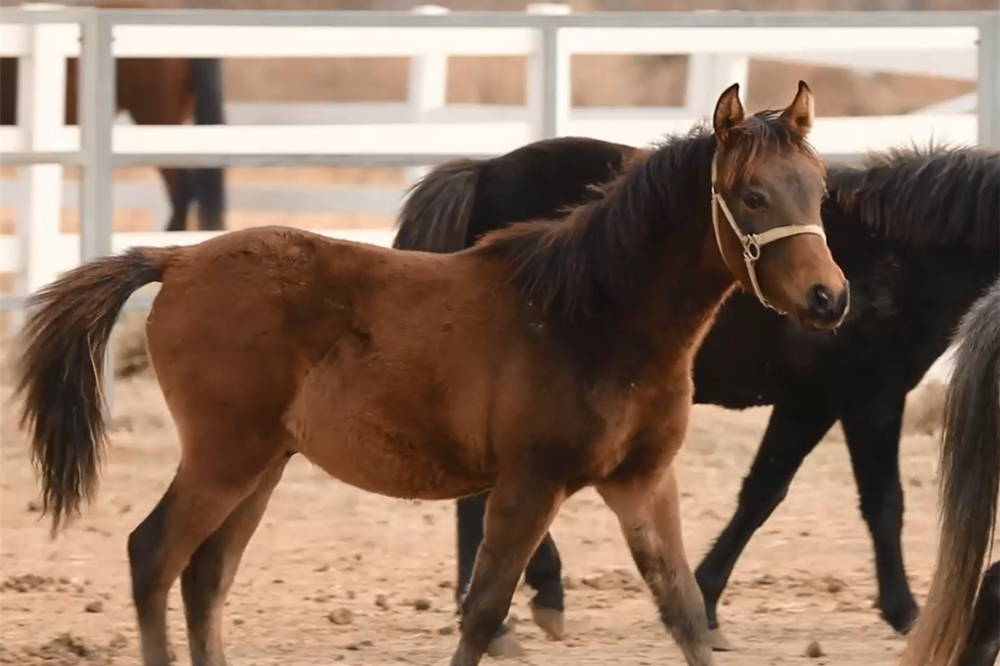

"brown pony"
[0,0,226,231]
[14,82,848,666]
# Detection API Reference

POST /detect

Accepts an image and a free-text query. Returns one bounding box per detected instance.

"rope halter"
[710,154,827,314]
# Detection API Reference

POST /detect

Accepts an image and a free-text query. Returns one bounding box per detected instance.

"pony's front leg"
[598,464,716,666]
[449,477,564,666]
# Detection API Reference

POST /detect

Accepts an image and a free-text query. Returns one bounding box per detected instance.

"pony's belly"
[291,415,491,501]
[308,447,489,500]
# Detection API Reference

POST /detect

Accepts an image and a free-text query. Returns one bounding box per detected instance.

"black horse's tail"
[393,158,483,253]
[900,277,1000,666]
[188,58,226,230]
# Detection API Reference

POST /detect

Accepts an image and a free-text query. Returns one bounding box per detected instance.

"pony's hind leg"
[599,465,716,666]
[128,448,278,666]
[181,454,293,666]
[450,478,564,666]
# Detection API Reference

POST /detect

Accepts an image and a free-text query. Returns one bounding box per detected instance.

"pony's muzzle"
[802,281,850,328]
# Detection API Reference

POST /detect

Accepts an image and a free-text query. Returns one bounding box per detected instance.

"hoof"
[487,631,526,658]
[529,602,565,641]
[707,627,737,652]
[886,603,920,636]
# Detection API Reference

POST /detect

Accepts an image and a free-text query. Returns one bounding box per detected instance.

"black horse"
[391,135,1000,654]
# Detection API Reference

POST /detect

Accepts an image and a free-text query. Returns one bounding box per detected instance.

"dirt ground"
[0,341,975,666]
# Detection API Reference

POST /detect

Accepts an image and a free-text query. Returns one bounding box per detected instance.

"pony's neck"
[615,211,737,377]
[561,136,740,384]
[592,135,735,327]
[476,130,738,370]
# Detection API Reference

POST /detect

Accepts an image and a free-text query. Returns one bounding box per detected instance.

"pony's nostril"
[806,284,835,318]
[835,287,850,317]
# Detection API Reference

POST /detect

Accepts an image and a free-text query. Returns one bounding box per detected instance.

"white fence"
[0,5,997,318]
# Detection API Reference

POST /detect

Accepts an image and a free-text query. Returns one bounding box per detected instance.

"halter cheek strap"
[710,155,827,314]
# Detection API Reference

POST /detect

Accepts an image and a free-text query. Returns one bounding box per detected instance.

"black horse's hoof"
[486,631,525,658]
[707,627,737,652]
[884,600,920,635]
[529,600,565,640]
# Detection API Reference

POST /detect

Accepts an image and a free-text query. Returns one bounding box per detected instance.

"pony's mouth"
[795,308,847,332]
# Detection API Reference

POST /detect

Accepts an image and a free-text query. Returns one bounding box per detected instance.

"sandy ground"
[0,344,971,666]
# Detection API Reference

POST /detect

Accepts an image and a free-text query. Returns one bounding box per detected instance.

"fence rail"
[1,4,988,404]
[1,5,998,316]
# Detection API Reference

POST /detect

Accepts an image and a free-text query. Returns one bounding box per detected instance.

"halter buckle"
[742,236,761,262]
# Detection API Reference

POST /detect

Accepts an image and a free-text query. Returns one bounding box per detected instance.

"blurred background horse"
[0,0,227,232]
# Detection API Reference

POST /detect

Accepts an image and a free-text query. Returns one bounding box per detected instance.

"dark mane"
[829,143,1000,251]
[474,113,821,320]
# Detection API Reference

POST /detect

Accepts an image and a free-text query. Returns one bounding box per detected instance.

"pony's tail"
[393,158,482,253]
[188,58,226,231]
[899,277,1000,666]
[13,247,177,537]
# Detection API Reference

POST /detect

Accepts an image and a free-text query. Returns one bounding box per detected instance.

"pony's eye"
[742,191,766,210]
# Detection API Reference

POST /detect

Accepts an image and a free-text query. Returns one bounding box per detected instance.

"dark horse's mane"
[474,111,821,320]
[830,143,1000,251]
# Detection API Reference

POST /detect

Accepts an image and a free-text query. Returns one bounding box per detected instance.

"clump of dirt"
[579,568,643,592]
[14,633,113,666]
[1,574,85,595]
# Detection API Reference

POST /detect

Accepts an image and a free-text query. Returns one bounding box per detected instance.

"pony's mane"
[475,112,821,320]
[829,143,1000,251]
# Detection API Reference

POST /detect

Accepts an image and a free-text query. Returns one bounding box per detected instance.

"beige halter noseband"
[710,154,827,313]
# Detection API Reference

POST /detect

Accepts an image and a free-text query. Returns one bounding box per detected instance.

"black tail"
[188,58,226,231]
[393,158,483,253]
[900,277,1000,666]
[13,247,175,536]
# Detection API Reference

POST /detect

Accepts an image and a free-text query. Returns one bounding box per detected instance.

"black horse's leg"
[457,492,488,607]
[841,393,919,634]
[694,399,837,651]
[524,531,566,639]
[959,560,1000,666]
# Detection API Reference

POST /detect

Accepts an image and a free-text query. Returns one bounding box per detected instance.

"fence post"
[79,8,116,415]
[12,2,69,332]
[976,16,1000,150]
[404,4,449,186]
[527,3,571,142]
[685,54,749,119]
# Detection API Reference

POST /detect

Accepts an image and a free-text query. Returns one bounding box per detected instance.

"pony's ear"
[781,80,815,137]
[713,83,745,144]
